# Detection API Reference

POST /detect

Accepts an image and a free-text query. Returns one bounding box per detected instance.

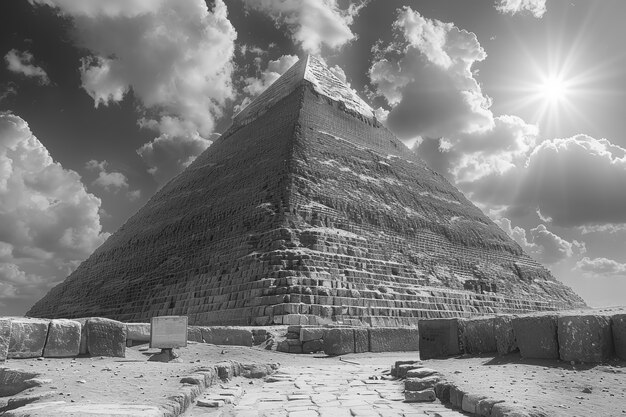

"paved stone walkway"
[189,360,467,417]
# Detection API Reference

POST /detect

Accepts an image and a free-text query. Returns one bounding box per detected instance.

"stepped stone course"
[27,55,585,325]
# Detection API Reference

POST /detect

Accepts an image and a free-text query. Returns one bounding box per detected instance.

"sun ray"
[489,2,619,138]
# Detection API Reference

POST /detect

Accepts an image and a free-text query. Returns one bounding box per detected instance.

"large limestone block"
[558,314,613,363]
[126,323,151,342]
[43,319,81,357]
[86,318,126,357]
[73,318,90,355]
[323,328,354,356]
[354,328,369,353]
[613,314,626,360]
[187,326,203,343]
[0,318,11,361]
[512,315,558,359]
[418,319,460,359]
[462,318,496,354]
[300,327,324,342]
[200,327,252,346]
[494,316,518,355]
[8,318,50,358]
[369,327,419,353]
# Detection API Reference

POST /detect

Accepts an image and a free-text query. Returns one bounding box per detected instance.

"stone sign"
[150,316,187,349]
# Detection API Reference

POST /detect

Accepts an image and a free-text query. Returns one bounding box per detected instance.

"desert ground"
[2,341,625,416]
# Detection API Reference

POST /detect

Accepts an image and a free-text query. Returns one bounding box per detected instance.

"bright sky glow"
[539,74,568,103]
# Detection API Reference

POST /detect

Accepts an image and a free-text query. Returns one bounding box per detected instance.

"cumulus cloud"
[370,7,492,140]
[466,134,626,227]
[0,113,109,305]
[85,159,131,194]
[242,0,364,54]
[495,0,547,18]
[136,129,220,186]
[4,49,50,85]
[370,10,626,232]
[242,54,299,97]
[30,0,237,183]
[576,257,626,277]
[234,54,298,114]
[495,218,585,264]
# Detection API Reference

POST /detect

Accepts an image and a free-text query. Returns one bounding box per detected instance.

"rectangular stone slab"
[461,317,497,354]
[512,315,558,359]
[558,314,613,363]
[369,327,419,353]
[418,319,460,359]
[200,327,252,347]
[44,319,81,357]
[151,316,187,349]
[613,314,626,360]
[8,318,49,358]
[323,328,354,356]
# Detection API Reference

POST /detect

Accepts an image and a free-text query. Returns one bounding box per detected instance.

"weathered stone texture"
[0,318,11,361]
[369,327,419,352]
[405,389,436,402]
[43,319,81,357]
[323,328,354,356]
[126,323,151,342]
[85,317,126,357]
[418,318,461,359]
[512,315,559,359]
[200,327,253,347]
[494,315,518,355]
[461,318,497,354]
[354,328,369,353]
[558,314,613,363]
[613,314,626,360]
[26,56,585,325]
[8,318,49,359]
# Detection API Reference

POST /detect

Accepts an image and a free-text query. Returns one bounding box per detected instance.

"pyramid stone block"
[43,319,81,357]
[27,56,585,325]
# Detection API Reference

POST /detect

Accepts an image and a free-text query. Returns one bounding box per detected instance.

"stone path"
[188,360,468,417]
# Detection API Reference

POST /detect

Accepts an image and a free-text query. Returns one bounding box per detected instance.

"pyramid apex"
[302,55,374,119]
[233,54,373,127]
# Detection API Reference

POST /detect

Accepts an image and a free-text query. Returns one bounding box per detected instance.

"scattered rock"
[405,389,436,402]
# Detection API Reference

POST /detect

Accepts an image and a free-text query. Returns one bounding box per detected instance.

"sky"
[0,0,625,316]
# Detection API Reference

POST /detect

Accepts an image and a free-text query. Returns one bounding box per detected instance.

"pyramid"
[28,56,585,326]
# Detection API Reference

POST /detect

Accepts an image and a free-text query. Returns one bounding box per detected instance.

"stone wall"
[1,317,127,360]
[418,309,626,363]
[275,325,420,356]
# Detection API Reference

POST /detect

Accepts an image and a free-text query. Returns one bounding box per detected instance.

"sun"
[540,75,568,104]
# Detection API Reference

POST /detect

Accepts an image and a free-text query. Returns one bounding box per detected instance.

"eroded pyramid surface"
[28,56,585,325]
